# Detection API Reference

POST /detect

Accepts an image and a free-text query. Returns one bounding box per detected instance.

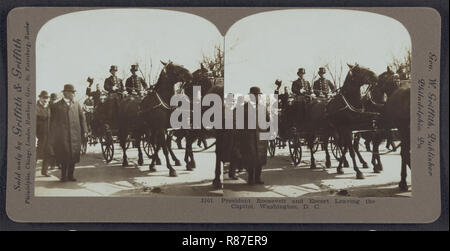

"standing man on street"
[48,84,87,182]
[313,67,336,97]
[36,90,51,176]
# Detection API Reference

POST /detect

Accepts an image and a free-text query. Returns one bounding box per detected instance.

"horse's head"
[183,64,213,100]
[378,66,401,97]
[344,63,378,90]
[160,60,193,85]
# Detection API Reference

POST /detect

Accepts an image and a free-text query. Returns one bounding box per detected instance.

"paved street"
[35,139,411,197]
[223,142,411,198]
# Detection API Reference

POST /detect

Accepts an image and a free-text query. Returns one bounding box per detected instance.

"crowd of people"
[36,64,149,182]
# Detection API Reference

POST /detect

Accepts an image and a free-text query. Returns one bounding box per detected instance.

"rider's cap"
[110,65,118,72]
[87,77,94,82]
[130,64,139,72]
[297,68,305,75]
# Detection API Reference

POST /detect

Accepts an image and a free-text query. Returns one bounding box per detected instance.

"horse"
[379,68,411,191]
[180,64,215,171]
[325,64,379,179]
[134,60,192,176]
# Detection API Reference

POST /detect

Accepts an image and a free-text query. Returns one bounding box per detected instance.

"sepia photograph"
[34,9,224,197]
[223,9,412,198]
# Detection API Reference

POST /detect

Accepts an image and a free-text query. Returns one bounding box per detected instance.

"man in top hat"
[85,77,101,107]
[125,64,148,95]
[313,67,336,97]
[236,86,269,185]
[104,65,124,94]
[48,84,87,182]
[36,90,51,176]
[292,68,311,95]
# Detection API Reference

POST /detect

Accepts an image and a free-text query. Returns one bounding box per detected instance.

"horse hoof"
[362,163,369,169]
[326,161,331,169]
[122,161,128,167]
[156,159,161,165]
[187,161,196,170]
[337,169,344,174]
[343,161,350,168]
[310,164,317,169]
[399,181,408,191]
[356,172,365,179]
[169,170,177,177]
[212,180,223,189]
[174,160,182,166]
[138,159,144,166]
[373,168,381,174]
[149,167,157,172]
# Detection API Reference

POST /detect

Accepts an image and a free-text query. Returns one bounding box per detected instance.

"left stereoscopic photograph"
[34,9,224,197]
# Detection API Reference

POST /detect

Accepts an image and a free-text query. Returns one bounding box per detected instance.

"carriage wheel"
[288,137,302,166]
[329,136,342,160]
[142,137,155,159]
[101,135,114,163]
[268,139,276,157]
[311,137,320,154]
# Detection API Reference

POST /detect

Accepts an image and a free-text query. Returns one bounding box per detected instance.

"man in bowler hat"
[313,67,336,97]
[48,84,87,182]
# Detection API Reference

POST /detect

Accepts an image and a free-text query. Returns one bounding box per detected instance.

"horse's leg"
[337,145,348,174]
[347,131,364,179]
[373,132,383,173]
[160,131,177,177]
[399,125,410,191]
[324,136,331,169]
[212,136,223,189]
[120,132,129,167]
[185,133,196,171]
[353,133,369,169]
[149,144,159,172]
[308,134,317,169]
[166,132,181,166]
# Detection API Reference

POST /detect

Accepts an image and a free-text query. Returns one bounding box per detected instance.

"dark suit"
[104,75,124,93]
[48,99,87,180]
[36,101,50,174]
[86,86,101,107]
[313,77,335,97]
[125,75,147,94]
[292,78,311,95]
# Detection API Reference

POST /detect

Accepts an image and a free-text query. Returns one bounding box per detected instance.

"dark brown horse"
[134,61,192,176]
[325,64,379,179]
[379,68,411,190]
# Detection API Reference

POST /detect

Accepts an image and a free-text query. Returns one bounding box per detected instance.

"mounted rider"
[125,64,148,95]
[313,67,336,98]
[291,68,311,95]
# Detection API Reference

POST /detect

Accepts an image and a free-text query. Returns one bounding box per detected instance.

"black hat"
[318,67,326,74]
[297,68,305,75]
[50,93,58,100]
[110,65,118,72]
[87,77,94,83]
[62,84,76,93]
[38,90,49,98]
[249,86,262,95]
[130,64,139,72]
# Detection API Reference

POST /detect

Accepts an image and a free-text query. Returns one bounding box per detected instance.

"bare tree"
[201,44,224,78]
[389,47,411,78]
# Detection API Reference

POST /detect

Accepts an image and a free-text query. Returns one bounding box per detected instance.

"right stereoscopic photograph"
[223,9,412,198]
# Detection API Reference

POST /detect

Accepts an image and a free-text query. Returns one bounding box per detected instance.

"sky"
[224,9,412,95]
[36,9,222,101]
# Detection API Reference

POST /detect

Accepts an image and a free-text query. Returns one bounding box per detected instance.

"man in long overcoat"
[239,86,269,185]
[36,90,51,176]
[48,84,87,182]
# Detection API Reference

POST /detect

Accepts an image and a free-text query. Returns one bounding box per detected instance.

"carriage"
[267,94,342,166]
[81,93,157,163]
